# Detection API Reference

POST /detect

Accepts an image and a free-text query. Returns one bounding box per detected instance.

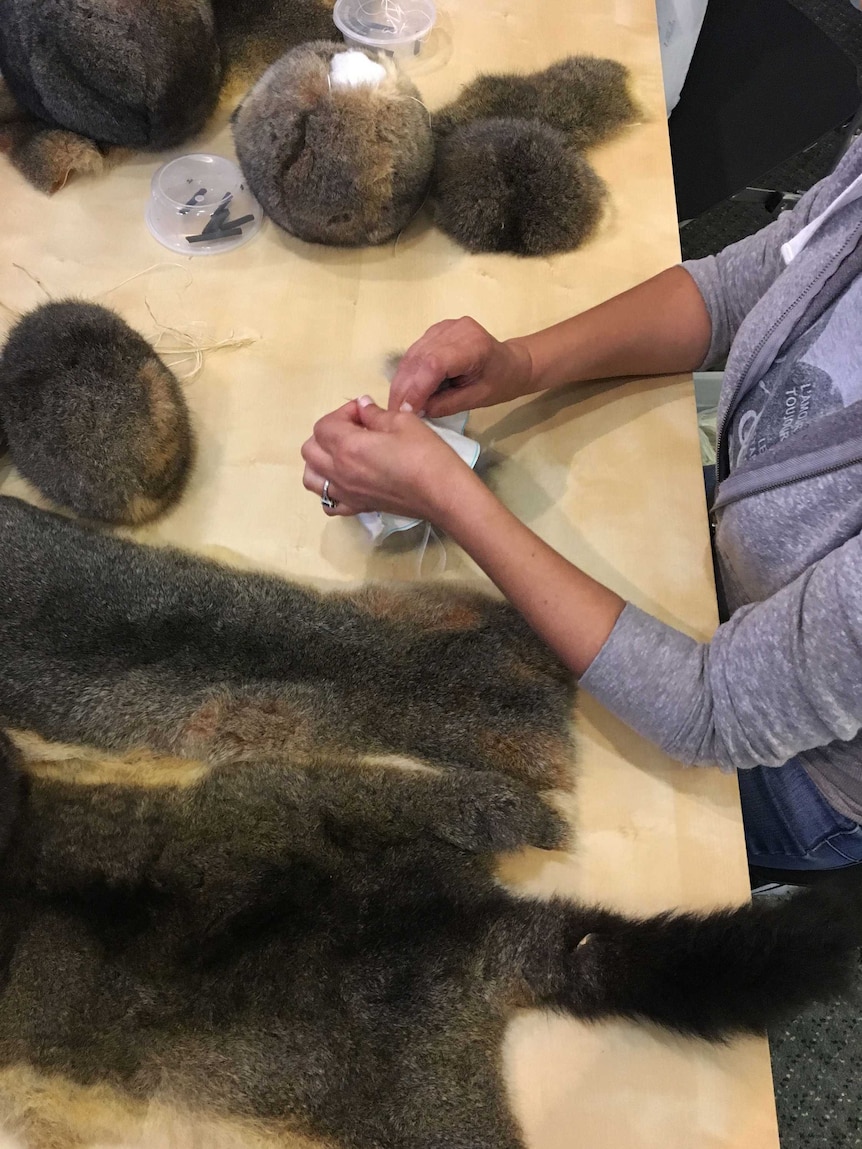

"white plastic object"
[358,413,479,544]
[329,49,388,89]
[332,0,436,59]
[145,153,263,256]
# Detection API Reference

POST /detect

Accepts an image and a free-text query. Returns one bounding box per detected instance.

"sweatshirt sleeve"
[579,532,862,771]
[682,145,862,369]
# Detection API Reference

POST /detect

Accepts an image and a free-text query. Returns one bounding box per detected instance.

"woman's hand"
[301,397,477,523]
[388,317,533,418]
[302,398,625,678]
[389,268,714,417]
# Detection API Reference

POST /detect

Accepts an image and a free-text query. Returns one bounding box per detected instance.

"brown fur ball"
[435,55,640,151]
[0,301,193,525]
[232,41,435,247]
[432,118,606,256]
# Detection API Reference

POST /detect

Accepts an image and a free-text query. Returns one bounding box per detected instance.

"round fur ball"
[0,301,193,525]
[435,55,640,152]
[0,0,221,148]
[232,41,435,247]
[432,118,606,257]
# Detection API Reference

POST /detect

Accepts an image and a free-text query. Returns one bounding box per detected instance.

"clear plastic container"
[332,0,437,59]
[145,153,263,256]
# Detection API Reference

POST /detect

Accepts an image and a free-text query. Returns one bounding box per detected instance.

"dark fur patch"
[0,0,221,149]
[213,0,338,91]
[232,41,434,247]
[0,302,193,525]
[432,118,606,256]
[429,54,639,255]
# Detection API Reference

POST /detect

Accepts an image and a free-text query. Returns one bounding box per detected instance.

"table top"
[0,2,779,1146]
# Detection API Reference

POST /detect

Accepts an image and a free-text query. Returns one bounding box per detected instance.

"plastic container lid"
[332,0,436,55]
[145,153,263,256]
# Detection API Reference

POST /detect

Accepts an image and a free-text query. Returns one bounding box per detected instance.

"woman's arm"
[390,143,862,421]
[434,467,625,676]
[302,401,624,673]
[389,266,712,418]
[447,469,862,770]
[508,264,712,395]
[302,402,862,772]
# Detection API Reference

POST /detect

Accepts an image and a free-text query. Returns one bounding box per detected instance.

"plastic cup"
[332,0,437,59]
[145,153,263,255]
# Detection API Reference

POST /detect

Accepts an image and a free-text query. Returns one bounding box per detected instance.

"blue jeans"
[739,760,862,871]
[702,465,862,871]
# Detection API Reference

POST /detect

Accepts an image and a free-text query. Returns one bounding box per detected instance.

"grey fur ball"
[432,118,606,257]
[0,0,221,147]
[0,301,193,525]
[232,41,436,247]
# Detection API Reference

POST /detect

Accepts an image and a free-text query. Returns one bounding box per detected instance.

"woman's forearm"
[510,266,713,395]
[432,472,625,677]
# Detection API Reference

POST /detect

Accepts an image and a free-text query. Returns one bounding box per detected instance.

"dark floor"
[673,3,862,1145]
[679,128,852,262]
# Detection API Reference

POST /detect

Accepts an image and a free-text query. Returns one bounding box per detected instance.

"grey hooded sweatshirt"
[580,135,862,821]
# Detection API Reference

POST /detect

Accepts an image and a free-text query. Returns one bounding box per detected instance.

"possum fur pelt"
[0,495,860,1147]
[0,731,860,1149]
[0,495,575,780]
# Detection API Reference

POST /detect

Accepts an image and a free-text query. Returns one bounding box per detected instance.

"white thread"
[415,520,447,577]
[391,95,432,249]
[0,299,23,321]
[6,261,191,315]
[404,93,433,129]
[97,262,193,299]
[393,185,430,249]
[357,0,409,34]
[143,299,259,383]
[12,262,52,299]
[2,262,258,383]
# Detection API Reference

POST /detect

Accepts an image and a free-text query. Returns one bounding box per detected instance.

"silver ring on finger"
[321,479,339,510]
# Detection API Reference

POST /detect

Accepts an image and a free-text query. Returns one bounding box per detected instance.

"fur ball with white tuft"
[232,41,435,247]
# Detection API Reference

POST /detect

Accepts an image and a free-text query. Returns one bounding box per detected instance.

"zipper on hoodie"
[714,452,862,513]
[714,224,862,486]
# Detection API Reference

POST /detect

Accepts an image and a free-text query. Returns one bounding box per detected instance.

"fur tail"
[513,875,862,1039]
